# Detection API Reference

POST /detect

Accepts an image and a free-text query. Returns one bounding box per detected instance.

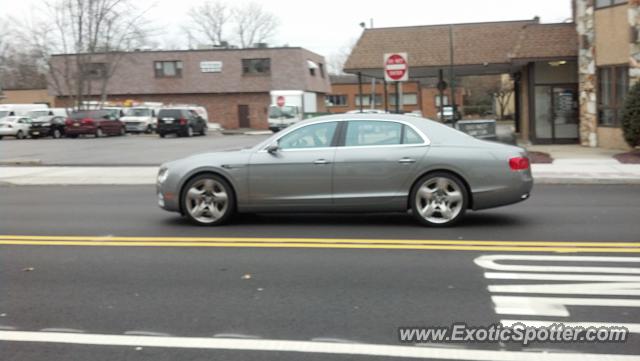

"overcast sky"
[1,0,572,57]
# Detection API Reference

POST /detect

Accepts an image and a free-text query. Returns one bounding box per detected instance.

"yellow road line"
[1,240,640,253]
[0,235,638,248]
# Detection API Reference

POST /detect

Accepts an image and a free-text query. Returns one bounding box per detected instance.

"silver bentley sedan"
[156,114,533,227]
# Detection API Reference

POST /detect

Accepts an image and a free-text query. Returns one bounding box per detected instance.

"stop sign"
[276,96,286,107]
[384,53,409,82]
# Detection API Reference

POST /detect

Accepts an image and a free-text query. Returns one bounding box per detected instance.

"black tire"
[68,134,78,138]
[159,132,166,138]
[200,124,207,136]
[95,128,104,138]
[0,136,3,140]
[145,125,153,134]
[16,130,25,139]
[409,171,468,227]
[52,129,62,139]
[181,174,236,226]
[119,126,126,136]
[186,126,194,137]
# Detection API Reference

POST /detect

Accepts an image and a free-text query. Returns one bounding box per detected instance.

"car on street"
[156,108,207,138]
[64,110,126,138]
[29,116,67,139]
[157,114,533,227]
[0,116,32,139]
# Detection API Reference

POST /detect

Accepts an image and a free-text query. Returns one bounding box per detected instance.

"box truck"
[267,90,317,132]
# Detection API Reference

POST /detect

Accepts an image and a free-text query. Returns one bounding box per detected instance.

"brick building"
[48,47,331,129]
[326,75,464,119]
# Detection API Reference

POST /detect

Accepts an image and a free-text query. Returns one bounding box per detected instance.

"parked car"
[29,116,67,139]
[0,116,33,139]
[156,114,533,227]
[156,108,207,138]
[121,106,160,134]
[64,110,126,138]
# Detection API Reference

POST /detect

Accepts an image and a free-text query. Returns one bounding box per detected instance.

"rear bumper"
[29,127,52,136]
[157,125,187,134]
[125,123,152,132]
[472,170,534,210]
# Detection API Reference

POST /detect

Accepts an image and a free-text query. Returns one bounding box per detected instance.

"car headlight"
[157,167,170,184]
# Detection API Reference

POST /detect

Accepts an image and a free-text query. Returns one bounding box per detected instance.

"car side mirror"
[266,143,280,154]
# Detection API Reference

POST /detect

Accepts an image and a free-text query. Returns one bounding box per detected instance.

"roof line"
[362,19,538,32]
[50,46,307,57]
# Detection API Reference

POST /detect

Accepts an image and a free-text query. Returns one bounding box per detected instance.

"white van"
[121,106,161,133]
[26,108,68,119]
[0,104,50,120]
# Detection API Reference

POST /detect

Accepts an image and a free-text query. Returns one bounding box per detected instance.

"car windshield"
[0,111,9,118]
[269,105,297,118]
[124,108,151,117]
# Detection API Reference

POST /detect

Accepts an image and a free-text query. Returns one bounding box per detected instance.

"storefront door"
[533,85,579,143]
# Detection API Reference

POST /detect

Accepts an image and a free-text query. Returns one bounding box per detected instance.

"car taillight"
[81,118,94,125]
[179,118,187,125]
[509,157,530,171]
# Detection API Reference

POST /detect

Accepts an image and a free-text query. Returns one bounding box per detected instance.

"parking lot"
[0,132,270,166]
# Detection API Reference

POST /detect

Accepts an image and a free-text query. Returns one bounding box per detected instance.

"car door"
[248,121,339,210]
[332,120,429,209]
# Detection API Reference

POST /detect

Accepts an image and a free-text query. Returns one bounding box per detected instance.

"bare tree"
[19,0,151,109]
[232,2,279,48]
[184,0,229,47]
[327,39,357,75]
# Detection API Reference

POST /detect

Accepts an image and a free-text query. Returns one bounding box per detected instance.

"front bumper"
[125,122,151,132]
[29,127,52,136]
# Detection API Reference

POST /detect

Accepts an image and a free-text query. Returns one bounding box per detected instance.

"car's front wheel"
[52,129,62,139]
[410,172,468,227]
[16,130,25,139]
[182,174,235,226]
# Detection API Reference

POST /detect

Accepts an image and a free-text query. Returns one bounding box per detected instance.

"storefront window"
[598,65,628,127]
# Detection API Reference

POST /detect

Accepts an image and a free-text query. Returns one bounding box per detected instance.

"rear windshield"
[71,110,109,119]
[158,109,185,118]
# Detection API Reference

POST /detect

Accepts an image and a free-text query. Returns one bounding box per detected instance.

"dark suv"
[157,108,207,138]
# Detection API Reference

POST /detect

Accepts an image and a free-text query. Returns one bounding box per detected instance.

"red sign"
[384,53,408,82]
[276,96,286,107]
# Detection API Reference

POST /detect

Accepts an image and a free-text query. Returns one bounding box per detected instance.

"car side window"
[278,122,338,150]
[403,125,424,144]
[345,120,402,147]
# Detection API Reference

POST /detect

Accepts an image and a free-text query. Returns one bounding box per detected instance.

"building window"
[356,94,383,106]
[595,0,627,9]
[81,63,108,79]
[242,58,270,75]
[598,65,628,127]
[435,95,449,107]
[326,95,348,107]
[319,63,325,78]
[388,93,418,106]
[154,61,182,78]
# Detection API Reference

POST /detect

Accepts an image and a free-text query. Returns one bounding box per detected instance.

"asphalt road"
[1,184,640,360]
[0,133,270,166]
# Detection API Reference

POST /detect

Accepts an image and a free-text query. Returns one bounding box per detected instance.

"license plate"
[32,131,40,135]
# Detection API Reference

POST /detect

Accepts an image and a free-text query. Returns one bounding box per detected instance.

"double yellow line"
[0,235,639,253]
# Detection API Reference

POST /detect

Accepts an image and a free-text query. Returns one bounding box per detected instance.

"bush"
[622,82,640,148]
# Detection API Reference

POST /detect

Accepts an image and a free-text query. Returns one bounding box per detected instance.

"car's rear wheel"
[95,128,104,138]
[16,130,25,139]
[119,126,126,136]
[410,172,467,227]
[52,129,62,139]
[186,126,194,137]
[182,174,235,226]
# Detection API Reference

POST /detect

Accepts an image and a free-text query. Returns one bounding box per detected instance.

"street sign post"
[384,53,408,82]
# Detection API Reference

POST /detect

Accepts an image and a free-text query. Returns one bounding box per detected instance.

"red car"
[64,110,126,138]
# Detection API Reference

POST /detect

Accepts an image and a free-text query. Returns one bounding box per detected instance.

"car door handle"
[313,159,330,165]
[398,158,416,164]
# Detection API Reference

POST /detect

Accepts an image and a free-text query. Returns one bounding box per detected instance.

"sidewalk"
[2,163,640,185]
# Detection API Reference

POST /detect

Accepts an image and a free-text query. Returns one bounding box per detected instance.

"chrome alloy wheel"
[185,178,229,224]
[415,177,464,224]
